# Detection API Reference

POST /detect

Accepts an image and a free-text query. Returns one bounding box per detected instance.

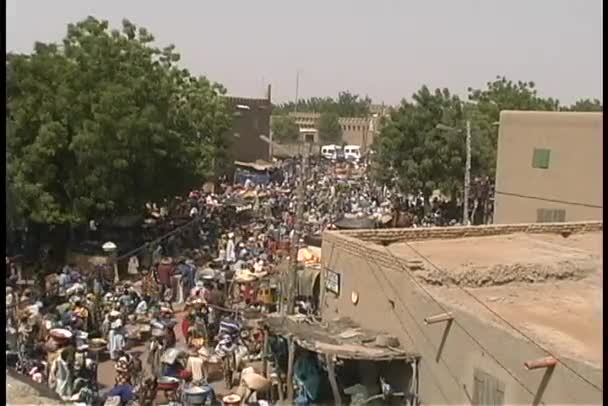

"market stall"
[263,314,420,405]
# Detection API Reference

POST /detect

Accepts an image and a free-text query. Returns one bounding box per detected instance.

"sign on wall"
[325,269,341,296]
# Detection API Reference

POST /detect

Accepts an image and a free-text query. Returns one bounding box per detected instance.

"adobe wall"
[494,111,602,224]
[320,223,603,405]
[341,221,602,245]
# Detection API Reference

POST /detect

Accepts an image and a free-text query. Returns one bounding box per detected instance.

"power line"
[387,242,602,393]
[373,246,548,399]
[115,215,203,261]
[360,253,535,396]
[360,256,471,403]
[494,190,602,209]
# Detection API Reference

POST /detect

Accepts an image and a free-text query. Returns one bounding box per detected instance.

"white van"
[344,145,361,162]
[321,144,342,160]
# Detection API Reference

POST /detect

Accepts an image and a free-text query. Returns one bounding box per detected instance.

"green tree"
[563,98,603,112]
[335,91,372,116]
[271,115,300,142]
[373,86,467,202]
[273,91,371,117]
[7,17,232,225]
[317,112,343,143]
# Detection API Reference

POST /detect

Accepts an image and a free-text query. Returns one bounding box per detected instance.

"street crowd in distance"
[5,155,469,406]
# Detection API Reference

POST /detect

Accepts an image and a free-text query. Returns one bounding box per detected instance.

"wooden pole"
[276,372,285,402]
[286,148,306,315]
[262,330,269,378]
[325,354,342,406]
[286,336,296,402]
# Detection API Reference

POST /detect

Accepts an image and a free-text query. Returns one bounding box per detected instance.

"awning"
[334,216,376,230]
[234,160,275,172]
[264,315,418,361]
[297,267,321,297]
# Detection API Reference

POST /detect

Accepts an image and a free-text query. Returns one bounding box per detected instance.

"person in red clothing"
[242,283,256,305]
[181,314,191,342]
[157,257,174,301]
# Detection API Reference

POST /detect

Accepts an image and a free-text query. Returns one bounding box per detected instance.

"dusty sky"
[6,0,603,105]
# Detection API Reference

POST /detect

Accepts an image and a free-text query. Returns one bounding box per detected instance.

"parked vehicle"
[344,145,361,162]
[321,145,342,160]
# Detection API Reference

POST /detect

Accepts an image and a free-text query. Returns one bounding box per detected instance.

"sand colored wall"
[341,220,603,245]
[494,111,603,224]
[320,223,603,405]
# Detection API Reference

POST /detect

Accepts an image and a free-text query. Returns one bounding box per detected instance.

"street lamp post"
[464,120,471,226]
[437,120,500,226]
[436,120,472,225]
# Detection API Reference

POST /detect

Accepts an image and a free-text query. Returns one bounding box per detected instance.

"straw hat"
[160,257,173,265]
[222,394,242,404]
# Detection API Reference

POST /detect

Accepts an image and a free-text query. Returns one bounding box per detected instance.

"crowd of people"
[6,156,478,405]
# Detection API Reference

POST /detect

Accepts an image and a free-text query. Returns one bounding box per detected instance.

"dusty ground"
[6,374,65,405]
[391,231,603,368]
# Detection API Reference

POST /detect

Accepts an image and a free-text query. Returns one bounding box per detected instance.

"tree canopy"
[372,75,602,202]
[372,86,467,197]
[273,91,371,117]
[563,98,603,112]
[317,112,343,144]
[270,115,299,142]
[7,17,232,225]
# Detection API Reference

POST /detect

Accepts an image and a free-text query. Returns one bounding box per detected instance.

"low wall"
[339,221,603,244]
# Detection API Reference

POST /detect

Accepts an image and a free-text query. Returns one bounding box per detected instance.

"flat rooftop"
[387,231,603,367]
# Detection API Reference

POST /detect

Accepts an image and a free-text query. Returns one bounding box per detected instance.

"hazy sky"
[7,0,603,105]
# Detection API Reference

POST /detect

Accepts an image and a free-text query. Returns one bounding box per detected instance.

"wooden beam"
[525,356,558,370]
[424,312,453,325]
[325,354,342,406]
[286,336,295,402]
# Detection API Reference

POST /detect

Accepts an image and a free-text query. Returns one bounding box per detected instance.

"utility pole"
[285,71,305,315]
[267,84,273,160]
[286,149,306,315]
[463,119,471,226]
[294,71,300,115]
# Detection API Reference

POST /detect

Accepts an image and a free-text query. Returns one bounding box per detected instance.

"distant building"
[270,104,392,152]
[493,111,602,224]
[223,85,272,163]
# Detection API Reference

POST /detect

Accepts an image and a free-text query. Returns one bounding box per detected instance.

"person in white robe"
[128,256,139,275]
[225,233,236,263]
[134,299,148,315]
[107,314,126,360]
[49,350,73,400]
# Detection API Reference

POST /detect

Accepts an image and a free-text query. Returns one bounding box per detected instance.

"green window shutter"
[532,148,551,169]
[537,208,566,223]
[552,209,566,222]
[472,368,506,406]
